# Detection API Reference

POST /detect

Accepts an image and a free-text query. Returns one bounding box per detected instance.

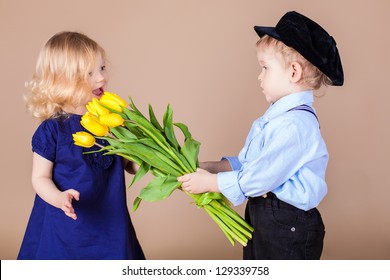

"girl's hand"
[32,153,80,220]
[124,159,139,174]
[57,189,80,220]
[177,168,219,194]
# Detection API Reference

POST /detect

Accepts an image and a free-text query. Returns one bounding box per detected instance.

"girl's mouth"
[92,87,104,97]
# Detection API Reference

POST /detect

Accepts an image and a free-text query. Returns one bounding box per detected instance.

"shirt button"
[291,227,296,232]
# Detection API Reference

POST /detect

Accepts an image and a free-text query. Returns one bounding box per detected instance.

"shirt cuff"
[221,156,242,171]
[217,171,246,206]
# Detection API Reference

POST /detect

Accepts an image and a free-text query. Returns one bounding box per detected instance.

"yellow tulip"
[86,101,97,116]
[90,98,110,116]
[80,112,109,136]
[104,92,127,107]
[72,131,96,148]
[99,113,124,128]
[99,92,127,112]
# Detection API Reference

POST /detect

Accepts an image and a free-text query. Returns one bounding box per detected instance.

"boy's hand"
[177,168,219,194]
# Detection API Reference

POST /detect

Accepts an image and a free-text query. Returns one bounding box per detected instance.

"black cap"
[254,11,344,86]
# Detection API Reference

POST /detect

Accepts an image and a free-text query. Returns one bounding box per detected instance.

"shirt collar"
[263,90,314,121]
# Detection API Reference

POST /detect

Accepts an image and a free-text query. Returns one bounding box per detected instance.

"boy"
[178,11,343,259]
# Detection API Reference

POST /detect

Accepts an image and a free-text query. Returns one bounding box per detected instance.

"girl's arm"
[32,152,79,220]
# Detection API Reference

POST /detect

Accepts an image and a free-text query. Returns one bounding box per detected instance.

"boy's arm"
[178,168,219,194]
[32,152,79,220]
[199,159,232,174]
[178,160,233,194]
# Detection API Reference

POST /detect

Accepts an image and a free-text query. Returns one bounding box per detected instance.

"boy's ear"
[290,62,303,83]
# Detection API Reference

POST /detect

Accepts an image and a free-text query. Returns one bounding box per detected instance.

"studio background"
[1,0,389,259]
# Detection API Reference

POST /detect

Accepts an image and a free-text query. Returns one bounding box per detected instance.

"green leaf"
[174,122,192,140]
[137,138,171,158]
[149,167,167,177]
[116,152,143,166]
[128,97,147,119]
[110,126,137,140]
[197,192,225,206]
[180,137,200,171]
[94,136,125,149]
[148,104,164,132]
[123,122,144,139]
[171,148,194,173]
[163,104,179,150]
[123,107,171,151]
[136,138,187,174]
[123,143,183,176]
[129,161,150,187]
[132,197,142,212]
[139,175,181,202]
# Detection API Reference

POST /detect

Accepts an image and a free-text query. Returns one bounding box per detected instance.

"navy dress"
[18,114,145,260]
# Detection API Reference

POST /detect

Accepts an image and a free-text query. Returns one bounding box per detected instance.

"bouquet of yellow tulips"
[73,92,253,246]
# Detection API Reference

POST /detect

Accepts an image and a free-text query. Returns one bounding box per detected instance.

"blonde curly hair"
[24,31,106,121]
[256,35,332,90]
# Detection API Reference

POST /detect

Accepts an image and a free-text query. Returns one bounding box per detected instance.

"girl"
[18,31,145,260]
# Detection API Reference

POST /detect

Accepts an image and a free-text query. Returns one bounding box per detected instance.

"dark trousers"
[244,192,325,260]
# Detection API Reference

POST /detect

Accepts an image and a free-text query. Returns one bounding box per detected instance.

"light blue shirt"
[218,91,328,210]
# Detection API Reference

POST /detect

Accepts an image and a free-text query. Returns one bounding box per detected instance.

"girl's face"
[87,53,109,101]
[256,46,292,103]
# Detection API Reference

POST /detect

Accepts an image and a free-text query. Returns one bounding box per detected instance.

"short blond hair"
[256,35,332,90]
[25,31,106,121]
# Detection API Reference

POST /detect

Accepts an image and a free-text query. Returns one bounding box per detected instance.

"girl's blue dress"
[18,114,145,260]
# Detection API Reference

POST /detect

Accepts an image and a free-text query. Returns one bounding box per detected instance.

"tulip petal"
[99,113,124,128]
[80,113,109,136]
[72,131,96,148]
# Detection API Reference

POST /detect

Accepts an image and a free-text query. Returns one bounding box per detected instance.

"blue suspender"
[287,105,320,127]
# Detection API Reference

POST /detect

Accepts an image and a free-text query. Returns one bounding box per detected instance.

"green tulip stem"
[134,124,192,174]
[184,191,249,246]
[204,204,247,247]
[94,142,105,149]
[210,200,254,233]
[203,206,235,246]
[208,203,252,240]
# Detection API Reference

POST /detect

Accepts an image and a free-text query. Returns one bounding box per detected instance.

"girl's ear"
[290,62,303,83]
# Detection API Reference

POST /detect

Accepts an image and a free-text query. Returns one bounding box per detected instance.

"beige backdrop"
[1,0,389,260]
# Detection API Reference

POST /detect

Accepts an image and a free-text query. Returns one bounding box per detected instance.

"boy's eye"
[100,65,106,71]
[88,71,93,76]
[259,66,267,74]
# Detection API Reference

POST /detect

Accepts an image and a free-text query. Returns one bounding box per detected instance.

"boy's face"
[256,46,292,103]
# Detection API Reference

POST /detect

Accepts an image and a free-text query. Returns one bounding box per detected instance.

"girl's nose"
[96,72,106,82]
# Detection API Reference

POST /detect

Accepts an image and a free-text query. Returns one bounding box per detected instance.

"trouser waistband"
[248,192,303,212]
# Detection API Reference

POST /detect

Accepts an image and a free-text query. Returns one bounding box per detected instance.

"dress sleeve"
[31,120,57,162]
